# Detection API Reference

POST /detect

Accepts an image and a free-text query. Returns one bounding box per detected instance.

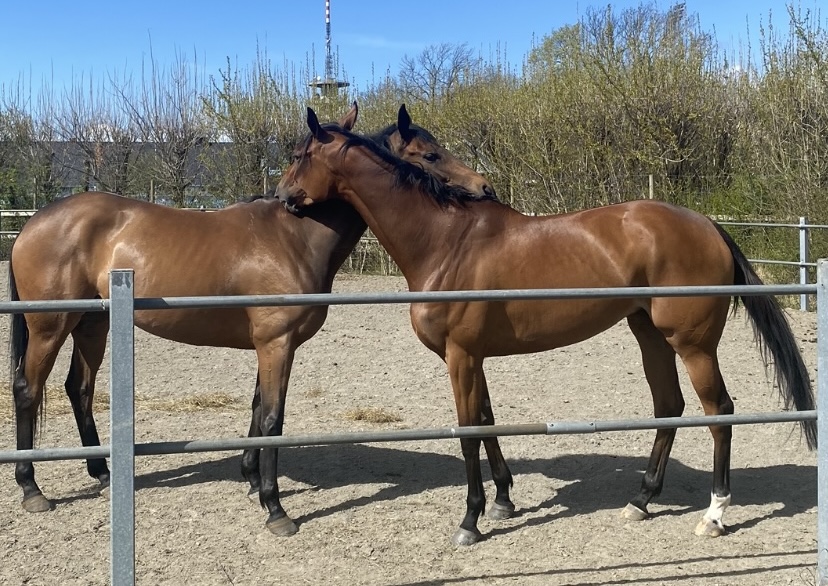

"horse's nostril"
[483,184,496,198]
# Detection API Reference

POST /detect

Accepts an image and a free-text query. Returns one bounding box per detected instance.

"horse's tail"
[8,259,30,402]
[714,222,817,449]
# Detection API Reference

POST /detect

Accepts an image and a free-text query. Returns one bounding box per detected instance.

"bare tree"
[201,54,307,202]
[118,49,207,207]
[54,73,140,194]
[399,43,476,105]
[0,104,21,206]
[0,80,60,208]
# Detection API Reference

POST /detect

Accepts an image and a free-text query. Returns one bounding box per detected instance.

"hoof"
[451,527,482,547]
[99,485,111,500]
[22,494,51,513]
[266,514,298,536]
[621,503,649,521]
[247,487,260,505]
[488,502,515,520]
[695,517,726,537]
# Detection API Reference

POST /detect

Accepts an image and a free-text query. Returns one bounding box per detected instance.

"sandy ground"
[0,268,820,586]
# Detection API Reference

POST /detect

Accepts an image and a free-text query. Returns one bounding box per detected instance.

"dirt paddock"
[0,267,820,585]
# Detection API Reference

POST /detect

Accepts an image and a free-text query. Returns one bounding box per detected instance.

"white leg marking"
[695,492,731,536]
[703,492,731,525]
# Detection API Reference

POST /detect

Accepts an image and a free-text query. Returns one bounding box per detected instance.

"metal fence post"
[817,259,828,584]
[109,270,135,586]
[801,217,809,311]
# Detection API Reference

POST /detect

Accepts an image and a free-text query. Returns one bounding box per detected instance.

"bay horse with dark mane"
[8,103,495,535]
[276,108,817,545]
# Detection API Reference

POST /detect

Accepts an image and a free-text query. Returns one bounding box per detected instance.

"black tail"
[8,259,29,391]
[714,222,817,449]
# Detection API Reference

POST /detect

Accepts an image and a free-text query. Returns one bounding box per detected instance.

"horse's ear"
[397,104,414,141]
[307,107,330,141]
[338,101,358,131]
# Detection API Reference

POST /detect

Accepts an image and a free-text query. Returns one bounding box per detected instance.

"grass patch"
[0,385,244,422]
[144,392,245,412]
[343,406,403,424]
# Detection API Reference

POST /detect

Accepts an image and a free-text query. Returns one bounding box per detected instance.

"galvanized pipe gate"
[1,265,827,585]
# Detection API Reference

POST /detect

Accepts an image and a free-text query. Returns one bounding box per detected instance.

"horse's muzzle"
[274,187,304,214]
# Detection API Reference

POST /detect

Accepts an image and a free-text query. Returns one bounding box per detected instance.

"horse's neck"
[341,163,460,290]
[298,201,368,285]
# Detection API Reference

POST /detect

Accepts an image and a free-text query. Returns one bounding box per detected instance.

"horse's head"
[379,104,497,200]
[277,103,498,213]
[277,107,350,213]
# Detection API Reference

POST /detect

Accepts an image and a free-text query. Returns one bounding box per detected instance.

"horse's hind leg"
[480,374,515,520]
[676,345,733,537]
[65,313,110,489]
[623,310,685,521]
[14,313,79,512]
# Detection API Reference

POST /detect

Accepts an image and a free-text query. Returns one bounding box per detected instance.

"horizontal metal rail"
[749,259,817,268]
[0,411,814,464]
[4,212,827,231]
[0,284,816,315]
[0,299,109,313]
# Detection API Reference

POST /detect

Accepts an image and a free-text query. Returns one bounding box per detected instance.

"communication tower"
[309,0,349,95]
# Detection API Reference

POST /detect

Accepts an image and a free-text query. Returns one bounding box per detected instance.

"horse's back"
[11,192,249,301]
[475,199,732,290]
[13,192,130,299]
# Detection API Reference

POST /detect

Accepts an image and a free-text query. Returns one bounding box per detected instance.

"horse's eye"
[423,152,439,163]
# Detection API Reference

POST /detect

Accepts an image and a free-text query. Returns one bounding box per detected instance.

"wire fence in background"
[0,209,825,310]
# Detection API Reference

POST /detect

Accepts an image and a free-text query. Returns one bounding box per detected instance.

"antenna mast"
[310,0,349,95]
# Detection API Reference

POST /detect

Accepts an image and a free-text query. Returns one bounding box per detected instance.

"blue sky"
[0,0,820,93]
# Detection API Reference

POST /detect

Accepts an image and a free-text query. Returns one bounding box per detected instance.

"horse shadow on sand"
[127,439,815,536]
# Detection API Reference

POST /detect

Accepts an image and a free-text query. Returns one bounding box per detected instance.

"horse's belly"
[135,308,254,349]
[485,298,637,355]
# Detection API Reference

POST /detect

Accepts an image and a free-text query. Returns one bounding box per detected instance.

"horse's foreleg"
[446,345,487,546]
[241,376,262,501]
[480,375,515,520]
[256,341,298,536]
[625,311,684,521]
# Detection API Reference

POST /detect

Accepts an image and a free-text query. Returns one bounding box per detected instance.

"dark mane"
[321,123,481,207]
[365,123,438,151]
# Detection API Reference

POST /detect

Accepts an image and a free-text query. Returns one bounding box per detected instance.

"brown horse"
[8,103,495,535]
[276,108,817,545]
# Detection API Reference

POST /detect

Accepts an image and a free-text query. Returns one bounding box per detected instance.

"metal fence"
[718,218,828,311]
[0,270,827,584]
